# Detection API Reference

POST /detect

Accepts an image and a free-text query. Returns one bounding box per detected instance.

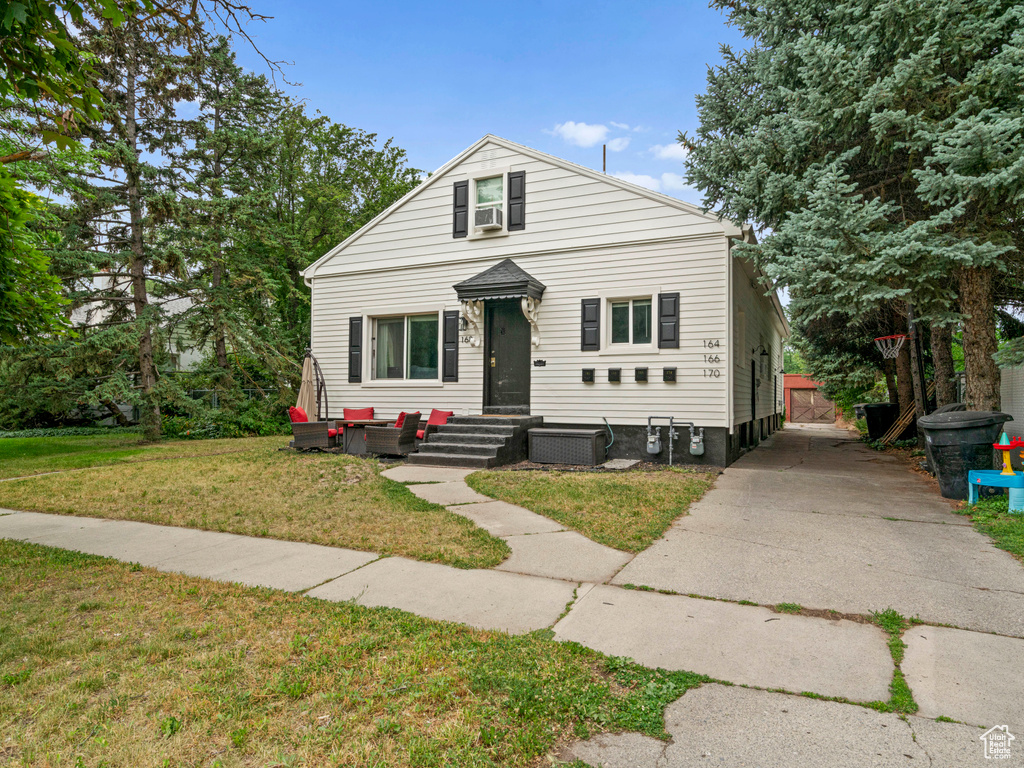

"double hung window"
[475,176,503,218]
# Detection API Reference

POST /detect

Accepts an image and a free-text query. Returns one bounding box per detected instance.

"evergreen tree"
[60,6,199,438]
[684,0,1022,410]
[174,35,286,388]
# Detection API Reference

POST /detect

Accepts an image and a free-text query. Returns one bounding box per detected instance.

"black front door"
[484,299,530,409]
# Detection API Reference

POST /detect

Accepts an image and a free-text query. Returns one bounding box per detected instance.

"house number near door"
[703,339,722,378]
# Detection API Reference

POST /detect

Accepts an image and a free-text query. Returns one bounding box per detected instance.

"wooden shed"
[784,374,835,423]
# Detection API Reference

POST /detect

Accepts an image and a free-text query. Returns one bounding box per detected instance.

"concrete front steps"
[406,415,542,468]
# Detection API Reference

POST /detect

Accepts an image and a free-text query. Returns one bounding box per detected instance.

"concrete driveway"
[614,423,1024,637]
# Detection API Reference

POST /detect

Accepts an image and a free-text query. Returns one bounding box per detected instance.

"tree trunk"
[212,261,230,372]
[101,399,131,427]
[211,98,231,379]
[931,323,957,407]
[883,358,899,405]
[125,36,161,441]
[959,267,1000,411]
[895,344,914,414]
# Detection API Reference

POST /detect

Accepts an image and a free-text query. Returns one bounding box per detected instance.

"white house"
[303,135,788,466]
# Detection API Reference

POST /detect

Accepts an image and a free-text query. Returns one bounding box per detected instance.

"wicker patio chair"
[417,409,453,441]
[365,412,421,456]
[288,407,338,451]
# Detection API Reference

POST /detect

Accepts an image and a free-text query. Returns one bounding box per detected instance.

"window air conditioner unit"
[475,207,502,230]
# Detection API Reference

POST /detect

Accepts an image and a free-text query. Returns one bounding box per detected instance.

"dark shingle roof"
[453,258,546,301]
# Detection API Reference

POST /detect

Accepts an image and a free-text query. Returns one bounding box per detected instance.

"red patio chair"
[288,406,338,450]
[418,409,453,441]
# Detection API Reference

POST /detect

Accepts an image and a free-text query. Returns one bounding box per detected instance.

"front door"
[484,299,530,410]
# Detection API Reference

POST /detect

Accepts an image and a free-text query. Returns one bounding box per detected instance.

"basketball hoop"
[874,334,909,360]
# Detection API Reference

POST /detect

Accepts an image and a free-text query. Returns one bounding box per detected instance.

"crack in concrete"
[298,554,387,595]
[904,717,934,767]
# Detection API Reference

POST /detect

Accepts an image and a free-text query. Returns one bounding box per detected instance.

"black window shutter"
[658,293,680,349]
[581,299,601,351]
[507,171,526,231]
[453,180,468,238]
[348,316,363,382]
[442,310,459,382]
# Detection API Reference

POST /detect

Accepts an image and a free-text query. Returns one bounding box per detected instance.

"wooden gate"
[790,389,834,423]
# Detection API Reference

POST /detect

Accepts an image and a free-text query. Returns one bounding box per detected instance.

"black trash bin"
[863,403,900,441]
[917,410,1012,499]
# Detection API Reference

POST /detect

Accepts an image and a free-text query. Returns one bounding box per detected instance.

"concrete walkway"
[2,423,1023,764]
[384,464,634,583]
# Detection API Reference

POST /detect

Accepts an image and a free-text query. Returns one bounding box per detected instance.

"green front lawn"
[0,540,710,766]
[0,437,508,569]
[0,433,255,479]
[466,468,716,552]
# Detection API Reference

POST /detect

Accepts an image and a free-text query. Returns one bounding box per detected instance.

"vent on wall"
[480,148,498,169]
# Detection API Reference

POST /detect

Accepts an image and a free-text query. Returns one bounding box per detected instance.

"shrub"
[0,426,143,439]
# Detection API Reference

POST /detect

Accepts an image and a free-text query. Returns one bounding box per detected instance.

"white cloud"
[611,171,662,191]
[549,121,609,148]
[610,121,631,130]
[660,172,688,191]
[609,171,693,197]
[650,143,689,161]
[606,136,631,152]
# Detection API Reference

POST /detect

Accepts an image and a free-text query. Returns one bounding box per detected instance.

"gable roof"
[453,258,546,302]
[302,134,742,283]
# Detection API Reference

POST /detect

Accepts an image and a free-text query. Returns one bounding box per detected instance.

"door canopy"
[453,258,545,302]
[454,259,545,347]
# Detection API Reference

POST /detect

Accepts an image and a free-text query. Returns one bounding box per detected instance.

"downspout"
[726,237,734,435]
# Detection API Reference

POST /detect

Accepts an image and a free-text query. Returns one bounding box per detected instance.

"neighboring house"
[70,274,207,424]
[303,135,788,466]
[784,374,836,424]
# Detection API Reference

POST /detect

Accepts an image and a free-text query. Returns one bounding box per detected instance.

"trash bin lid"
[917,410,1012,430]
[863,403,898,411]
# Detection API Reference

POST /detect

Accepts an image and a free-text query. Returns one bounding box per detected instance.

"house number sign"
[703,338,722,378]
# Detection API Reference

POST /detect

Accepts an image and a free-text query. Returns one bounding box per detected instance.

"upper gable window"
[453,168,525,238]
[476,177,503,215]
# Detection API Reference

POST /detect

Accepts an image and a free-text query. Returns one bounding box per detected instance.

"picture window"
[373,314,439,380]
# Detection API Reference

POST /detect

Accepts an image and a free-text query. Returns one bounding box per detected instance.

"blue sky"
[232,1,747,206]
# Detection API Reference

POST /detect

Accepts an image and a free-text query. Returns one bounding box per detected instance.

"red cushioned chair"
[365,412,420,456]
[288,406,338,451]
[418,409,453,441]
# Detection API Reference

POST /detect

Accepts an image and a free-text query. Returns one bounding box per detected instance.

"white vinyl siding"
[732,256,786,426]
[311,238,731,427]
[311,142,730,278]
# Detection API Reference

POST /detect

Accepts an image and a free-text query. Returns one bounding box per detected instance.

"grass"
[0,433,257,480]
[0,437,509,569]
[870,608,918,715]
[465,468,716,552]
[773,602,802,614]
[958,494,1024,563]
[0,539,711,766]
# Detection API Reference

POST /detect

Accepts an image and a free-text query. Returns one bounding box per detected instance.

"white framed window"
[475,176,503,217]
[466,165,510,238]
[609,298,653,346]
[372,313,440,381]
